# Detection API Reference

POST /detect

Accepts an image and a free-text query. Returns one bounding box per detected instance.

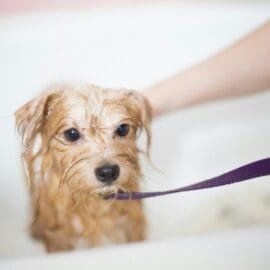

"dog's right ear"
[15,91,54,147]
[124,90,152,156]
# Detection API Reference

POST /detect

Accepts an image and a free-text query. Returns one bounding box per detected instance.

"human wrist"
[142,87,165,118]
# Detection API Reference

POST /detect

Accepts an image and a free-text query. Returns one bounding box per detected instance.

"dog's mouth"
[96,185,125,199]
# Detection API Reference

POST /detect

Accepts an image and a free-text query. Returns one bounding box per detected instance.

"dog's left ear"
[125,90,152,154]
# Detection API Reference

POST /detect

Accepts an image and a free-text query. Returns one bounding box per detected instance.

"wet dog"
[15,84,151,252]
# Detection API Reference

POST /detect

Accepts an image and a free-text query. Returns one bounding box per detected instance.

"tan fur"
[15,84,152,252]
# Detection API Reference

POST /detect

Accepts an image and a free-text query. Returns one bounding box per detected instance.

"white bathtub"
[1,1,270,269]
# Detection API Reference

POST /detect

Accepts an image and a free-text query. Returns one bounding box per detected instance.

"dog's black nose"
[95,164,120,184]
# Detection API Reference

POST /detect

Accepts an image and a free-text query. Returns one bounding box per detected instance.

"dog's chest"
[70,202,130,247]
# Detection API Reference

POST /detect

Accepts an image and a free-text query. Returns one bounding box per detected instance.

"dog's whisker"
[138,149,165,177]
[63,159,92,186]
[140,173,155,185]
[60,155,94,186]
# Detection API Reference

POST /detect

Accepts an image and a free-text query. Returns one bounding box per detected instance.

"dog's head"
[15,85,152,197]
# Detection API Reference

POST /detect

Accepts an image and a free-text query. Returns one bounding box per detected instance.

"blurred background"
[0,0,270,269]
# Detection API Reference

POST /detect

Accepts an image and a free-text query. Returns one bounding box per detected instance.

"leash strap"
[108,157,270,200]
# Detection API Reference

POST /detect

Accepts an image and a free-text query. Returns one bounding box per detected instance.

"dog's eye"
[64,128,81,142]
[115,124,130,137]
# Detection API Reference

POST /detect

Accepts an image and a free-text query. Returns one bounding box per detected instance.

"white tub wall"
[145,91,270,240]
[2,226,270,270]
[0,0,270,263]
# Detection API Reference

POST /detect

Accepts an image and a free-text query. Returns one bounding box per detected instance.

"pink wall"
[0,0,147,15]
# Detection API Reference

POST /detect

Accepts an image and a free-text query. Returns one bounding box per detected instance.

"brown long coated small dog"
[15,84,152,252]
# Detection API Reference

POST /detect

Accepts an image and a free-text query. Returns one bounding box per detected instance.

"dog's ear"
[15,91,55,147]
[125,90,152,155]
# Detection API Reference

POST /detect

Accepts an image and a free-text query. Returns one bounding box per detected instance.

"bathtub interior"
[0,0,270,264]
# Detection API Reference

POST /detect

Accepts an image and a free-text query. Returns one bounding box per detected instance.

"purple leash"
[107,157,270,200]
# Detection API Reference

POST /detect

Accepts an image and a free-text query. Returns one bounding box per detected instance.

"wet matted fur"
[15,84,152,252]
